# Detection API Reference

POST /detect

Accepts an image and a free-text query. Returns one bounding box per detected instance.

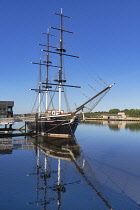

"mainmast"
[52,8,78,112]
[53,8,69,112]
[58,9,63,112]
[45,29,50,111]
[38,58,42,116]
[41,9,80,113]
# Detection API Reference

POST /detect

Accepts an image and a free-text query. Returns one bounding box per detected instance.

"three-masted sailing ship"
[27,9,114,137]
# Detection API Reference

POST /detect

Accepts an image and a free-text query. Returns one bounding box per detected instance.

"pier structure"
[0,117,14,129]
[0,117,27,137]
[0,115,36,137]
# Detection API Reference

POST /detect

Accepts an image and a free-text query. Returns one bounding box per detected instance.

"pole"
[46,29,50,111]
[58,9,63,112]
[38,59,42,116]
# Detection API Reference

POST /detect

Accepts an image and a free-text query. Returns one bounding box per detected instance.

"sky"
[0,0,140,114]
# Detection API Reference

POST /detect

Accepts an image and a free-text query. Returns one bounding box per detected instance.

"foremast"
[41,29,56,111]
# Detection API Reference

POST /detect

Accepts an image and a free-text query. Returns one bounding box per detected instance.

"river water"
[0,121,140,210]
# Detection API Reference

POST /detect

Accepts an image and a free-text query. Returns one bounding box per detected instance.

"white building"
[102,112,126,120]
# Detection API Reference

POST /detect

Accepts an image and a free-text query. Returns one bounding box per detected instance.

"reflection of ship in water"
[34,136,80,161]
[27,136,113,209]
[1,136,139,209]
[30,136,81,209]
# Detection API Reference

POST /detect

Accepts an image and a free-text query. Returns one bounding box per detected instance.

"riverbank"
[84,117,140,121]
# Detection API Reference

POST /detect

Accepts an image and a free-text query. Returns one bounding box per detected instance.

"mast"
[30,59,42,116]
[38,58,42,116]
[58,8,64,112]
[54,8,65,112]
[41,9,79,113]
[40,30,56,112]
[52,8,74,112]
[43,29,56,111]
[45,29,50,111]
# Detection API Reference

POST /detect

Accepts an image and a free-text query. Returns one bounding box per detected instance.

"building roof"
[0,101,14,106]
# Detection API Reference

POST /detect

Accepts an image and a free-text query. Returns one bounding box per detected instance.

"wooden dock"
[0,118,30,138]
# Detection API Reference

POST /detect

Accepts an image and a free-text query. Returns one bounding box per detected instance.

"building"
[0,101,14,118]
[102,112,126,120]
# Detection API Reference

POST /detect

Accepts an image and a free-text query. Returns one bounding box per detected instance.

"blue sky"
[0,0,140,114]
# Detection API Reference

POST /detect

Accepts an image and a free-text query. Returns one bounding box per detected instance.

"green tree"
[109,109,120,114]
[128,109,140,117]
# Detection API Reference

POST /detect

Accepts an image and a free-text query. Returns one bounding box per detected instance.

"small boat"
[26,9,114,137]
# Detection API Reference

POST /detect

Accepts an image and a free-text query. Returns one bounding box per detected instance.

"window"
[8,107,12,112]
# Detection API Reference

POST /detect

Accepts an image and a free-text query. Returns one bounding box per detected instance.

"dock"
[0,117,30,138]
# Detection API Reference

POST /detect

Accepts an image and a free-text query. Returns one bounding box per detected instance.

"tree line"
[83,109,140,118]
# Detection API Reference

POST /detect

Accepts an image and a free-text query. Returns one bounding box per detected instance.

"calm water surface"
[0,121,140,210]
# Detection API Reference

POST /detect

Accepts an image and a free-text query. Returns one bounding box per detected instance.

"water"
[0,121,140,210]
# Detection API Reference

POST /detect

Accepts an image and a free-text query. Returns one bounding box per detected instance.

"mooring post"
[9,124,12,129]
[25,121,27,133]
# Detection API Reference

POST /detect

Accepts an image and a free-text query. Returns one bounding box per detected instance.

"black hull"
[26,117,79,137]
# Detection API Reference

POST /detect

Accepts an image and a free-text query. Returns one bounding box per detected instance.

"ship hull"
[26,117,79,137]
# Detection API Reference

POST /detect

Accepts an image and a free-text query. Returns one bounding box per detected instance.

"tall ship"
[26,9,114,137]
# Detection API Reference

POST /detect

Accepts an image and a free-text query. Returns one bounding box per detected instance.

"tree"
[128,109,140,117]
[109,109,120,114]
